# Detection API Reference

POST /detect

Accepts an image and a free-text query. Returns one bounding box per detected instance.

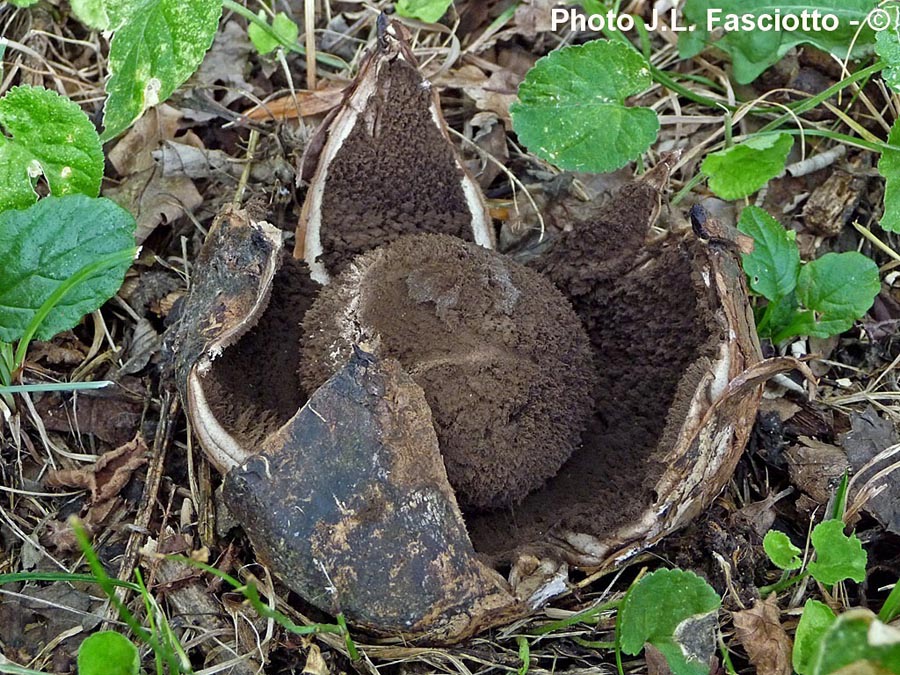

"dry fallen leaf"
[47,435,148,504]
[842,408,900,533]
[105,105,203,242]
[785,437,849,505]
[45,436,149,550]
[732,596,793,675]
[34,383,144,446]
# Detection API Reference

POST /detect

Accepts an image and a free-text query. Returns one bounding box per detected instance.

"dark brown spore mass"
[205,255,319,447]
[464,176,722,558]
[300,234,596,511]
[316,58,476,275]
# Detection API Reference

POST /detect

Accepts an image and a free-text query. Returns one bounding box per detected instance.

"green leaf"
[877,29,900,93]
[763,530,802,571]
[810,610,900,675]
[248,10,299,55]
[879,116,900,233]
[807,519,867,586]
[758,292,800,341]
[9,0,40,6]
[395,0,454,23]
[795,252,881,338]
[101,0,223,141]
[71,0,111,30]
[0,85,104,213]
[794,600,837,675]
[77,630,139,675]
[0,195,136,344]
[737,206,800,301]
[619,569,721,675]
[679,0,877,84]
[511,40,659,173]
[701,133,793,200]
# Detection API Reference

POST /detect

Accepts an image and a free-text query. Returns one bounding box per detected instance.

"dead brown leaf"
[240,86,347,122]
[842,408,900,533]
[46,435,148,504]
[732,596,793,675]
[105,105,204,242]
[33,382,144,446]
[785,437,849,504]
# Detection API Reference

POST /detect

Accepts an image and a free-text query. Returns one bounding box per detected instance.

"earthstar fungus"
[300,233,596,511]
[295,18,494,284]
[165,19,802,644]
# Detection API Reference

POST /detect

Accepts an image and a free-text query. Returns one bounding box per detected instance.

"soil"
[313,57,480,275]
[299,233,596,511]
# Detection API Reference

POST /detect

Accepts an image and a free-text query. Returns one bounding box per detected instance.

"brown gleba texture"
[462,178,723,557]
[204,255,319,447]
[314,57,477,276]
[300,233,597,511]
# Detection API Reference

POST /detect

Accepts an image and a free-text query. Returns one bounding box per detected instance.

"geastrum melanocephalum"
[164,17,800,644]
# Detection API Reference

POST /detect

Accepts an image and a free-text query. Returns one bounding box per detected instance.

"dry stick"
[233,128,259,207]
[104,391,177,625]
[304,0,317,90]
[446,127,546,239]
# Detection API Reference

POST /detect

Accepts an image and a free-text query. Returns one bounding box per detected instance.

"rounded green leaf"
[737,206,800,302]
[77,630,139,675]
[248,11,299,55]
[395,0,454,23]
[0,85,104,213]
[0,195,136,343]
[101,0,223,140]
[680,0,877,85]
[619,569,721,675]
[701,133,793,200]
[794,600,837,675]
[763,530,802,571]
[71,0,111,30]
[807,519,867,586]
[795,252,881,339]
[511,40,659,173]
[878,118,900,233]
[877,29,900,93]
[810,610,900,675]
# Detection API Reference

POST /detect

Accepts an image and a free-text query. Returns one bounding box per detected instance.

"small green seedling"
[737,206,880,343]
[763,530,803,571]
[700,133,793,200]
[763,518,867,593]
[395,0,455,23]
[0,86,136,396]
[248,10,299,55]
[794,600,837,675]
[77,631,140,675]
[678,0,877,85]
[762,520,870,674]
[617,569,721,675]
[511,40,659,173]
[809,610,900,675]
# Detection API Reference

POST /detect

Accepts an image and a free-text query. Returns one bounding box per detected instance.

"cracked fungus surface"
[314,58,476,276]
[300,233,596,511]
